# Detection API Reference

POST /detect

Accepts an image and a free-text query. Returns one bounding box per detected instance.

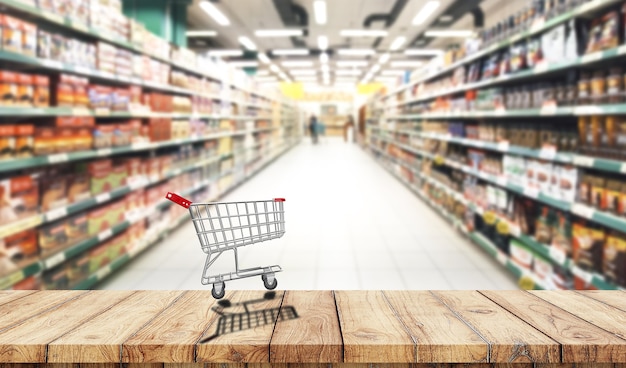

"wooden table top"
[0,290,625,364]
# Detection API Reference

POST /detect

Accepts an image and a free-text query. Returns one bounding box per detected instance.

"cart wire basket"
[166,192,286,299]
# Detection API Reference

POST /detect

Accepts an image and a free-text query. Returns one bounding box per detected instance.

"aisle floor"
[99,138,518,290]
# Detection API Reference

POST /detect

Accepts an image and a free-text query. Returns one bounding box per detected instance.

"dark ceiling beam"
[362,0,409,49]
[272,0,309,48]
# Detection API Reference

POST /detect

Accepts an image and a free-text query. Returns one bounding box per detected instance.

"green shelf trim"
[381,0,623,100]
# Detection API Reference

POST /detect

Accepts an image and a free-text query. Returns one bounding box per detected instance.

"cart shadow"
[200,291,299,343]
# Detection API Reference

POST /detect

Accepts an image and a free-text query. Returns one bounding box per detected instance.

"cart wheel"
[211,282,225,299]
[262,275,278,290]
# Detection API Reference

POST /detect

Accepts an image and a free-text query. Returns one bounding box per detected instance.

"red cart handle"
[274,198,285,202]
[166,192,192,208]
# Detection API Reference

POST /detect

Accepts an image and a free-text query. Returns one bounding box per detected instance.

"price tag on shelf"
[620,163,626,174]
[473,140,485,148]
[94,108,111,116]
[0,270,24,290]
[518,275,536,290]
[581,51,603,64]
[496,250,508,266]
[496,176,507,187]
[98,228,113,242]
[496,221,509,236]
[97,148,112,157]
[74,65,92,75]
[574,105,602,115]
[619,44,626,55]
[509,223,521,237]
[149,174,160,183]
[539,146,557,160]
[71,107,90,116]
[48,153,69,164]
[118,75,131,83]
[572,265,593,284]
[533,61,549,74]
[571,203,595,219]
[549,246,567,266]
[95,192,111,204]
[44,13,64,23]
[539,102,557,115]
[523,187,539,199]
[71,21,88,32]
[496,141,510,151]
[131,141,150,150]
[41,59,64,70]
[46,207,68,222]
[530,17,545,32]
[483,211,497,225]
[96,265,112,280]
[44,252,66,269]
[572,155,595,167]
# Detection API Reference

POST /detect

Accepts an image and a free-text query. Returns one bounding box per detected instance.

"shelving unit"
[366,0,626,291]
[0,0,302,290]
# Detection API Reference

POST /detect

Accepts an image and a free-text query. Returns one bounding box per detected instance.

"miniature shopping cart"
[166,192,286,299]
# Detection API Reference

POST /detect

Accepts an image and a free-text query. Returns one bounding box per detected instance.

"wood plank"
[0,291,87,331]
[122,291,228,363]
[481,290,626,363]
[383,291,488,363]
[431,291,559,363]
[576,291,626,313]
[530,291,626,340]
[535,364,614,368]
[0,290,37,306]
[269,290,342,363]
[334,290,415,363]
[48,291,184,363]
[0,291,135,363]
[195,290,285,363]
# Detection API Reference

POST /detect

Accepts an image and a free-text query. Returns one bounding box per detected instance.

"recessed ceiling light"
[318,35,328,50]
[378,53,390,64]
[337,49,375,56]
[425,30,474,38]
[255,29,303,37]
[369,64,381,73]
[290,69,317,75]
[199,1,230,26]
[229,61,259,68]
[272,49,310,55]
[375,76,398,82]
[381,70,405,76]
[320,52,329,63]
[390,61,424,68]
[389,36,406,51]
[208,49,244,57]
[336,69,362,76]
[255,76,278,82]
[258,52,271,64]
[270,64,280,73]
[314,1,327,24]
[404,48,444,56]
[294,76,318,81]
[186,30,218,37]
[321,64,330,72]
[238,36,257,50]
[340,29,388,37]
[256,70,270,76]
[336,60,368,67]
[281,61,314,67]
[412,1,440,25]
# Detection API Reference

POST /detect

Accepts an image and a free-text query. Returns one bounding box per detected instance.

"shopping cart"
[166,192,286,299]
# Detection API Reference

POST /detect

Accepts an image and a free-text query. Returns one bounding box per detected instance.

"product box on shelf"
[572,220,604,274]
[604,231,626,287]
[40,168,68,212]
[0,174,39,223]
[3,228,38,260]
[87,159,113,195]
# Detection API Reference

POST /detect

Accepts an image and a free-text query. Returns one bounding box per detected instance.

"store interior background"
[1,0,624,292]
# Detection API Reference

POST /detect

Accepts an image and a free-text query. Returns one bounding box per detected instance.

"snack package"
[2,15,23,53]
[535,205,553,244]
[603,232,626,287]
[3,229,38,260]
[551,210,572,256]
[0,175,39,223]
[573,221,604,273]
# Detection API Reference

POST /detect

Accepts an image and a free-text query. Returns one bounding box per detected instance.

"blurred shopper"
[309,115,318,144]
[317,118,326,143]
[344,115,355,143]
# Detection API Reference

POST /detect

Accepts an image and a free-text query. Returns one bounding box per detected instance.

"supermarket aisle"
[99,138,518,290]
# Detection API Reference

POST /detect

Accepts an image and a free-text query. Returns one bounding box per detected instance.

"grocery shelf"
[381,0,622,100]
[370,141,624,291]
[0,106,275,119]
[0,128,268,174]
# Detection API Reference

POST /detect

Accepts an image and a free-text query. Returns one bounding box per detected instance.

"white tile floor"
[98,137,518,291]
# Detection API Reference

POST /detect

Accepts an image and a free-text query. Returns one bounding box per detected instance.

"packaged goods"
[33,75,49,107]
[88,159,113,195]
[0,71,17,105]
[603,232,626,287]
[535,205,553,244]
[40,169,68,211]
[20,21,36,57]
[0,125,14,159]
[39,220,69,252]
[572,221,604,273]
[0,175,38,223]
[1,15,22,53]
[551,211,572,256]
[3,229,37,260]
[15,124,33,157]
[16,73,33,106]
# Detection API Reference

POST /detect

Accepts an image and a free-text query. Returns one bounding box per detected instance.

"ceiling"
[186,0,527,85]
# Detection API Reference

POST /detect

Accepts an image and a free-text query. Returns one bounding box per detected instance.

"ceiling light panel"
[186,30,217,37]
[378,53,390,64]
[425,30,474,37]
[229,61,259,68]
[337,49,375,56]
[336,60,368,67]
[256,70,270,76]
[340,29,388,37]
[412,1,440,25]
[208,49,244,57]
[270,64,280,73]
[320,52,329,63]
[272,49,310,55]
[390,61,424,68]
[290,70,317,75]
[404,48,443,55]
[255,29,303,37]
[238,36,257,50]
[318,36,328,50]
[389,36,406,51]
[281,61,314,67]
[258,52,271,64]
[314,0,327,24]
[381,70,406,76]
[199,1,230,26]
[336,69,362,76]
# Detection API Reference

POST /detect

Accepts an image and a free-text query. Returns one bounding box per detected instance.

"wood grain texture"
[0,291,135,363]
[0,291,87,331]
[122,291,226,363]
[534,364,614,368]
[195,290,285,363]
[431,291,559,363]
[576,291,626,312]
[481,290,626,363]
[0,290,37,306]
[269,290,342,363]
[530,291,626,340]
[383,291,488,363]
[48,291,184,363]
[335,290,415,363]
